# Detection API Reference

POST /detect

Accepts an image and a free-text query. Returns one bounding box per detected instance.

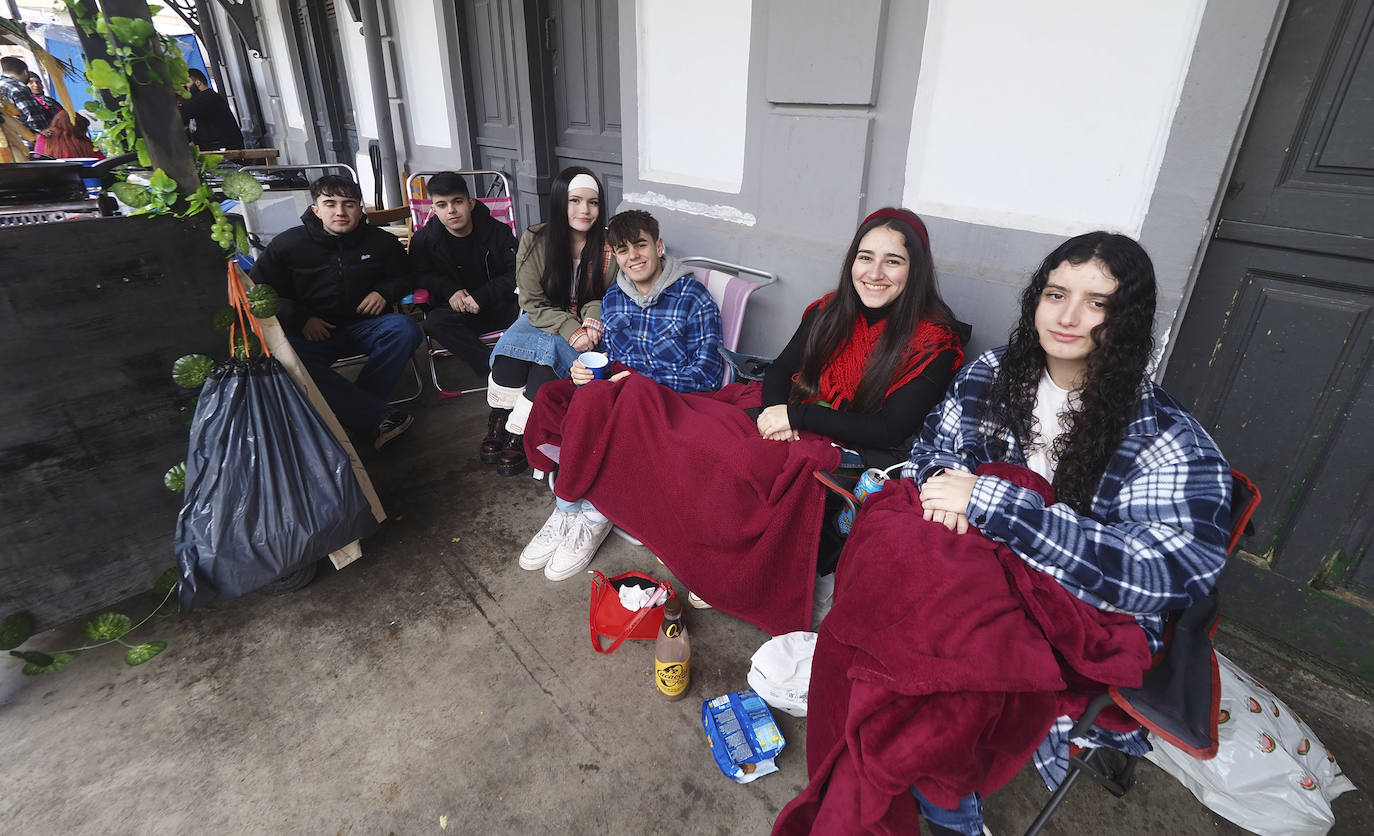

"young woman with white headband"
[483,166,615,475]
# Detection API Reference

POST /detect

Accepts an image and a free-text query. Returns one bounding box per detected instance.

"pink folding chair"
[679,256,778,383]
[404,170,518,398]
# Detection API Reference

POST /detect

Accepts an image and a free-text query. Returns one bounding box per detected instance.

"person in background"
[0,56,53,137]
[26,74,63,126]
[38,110,103,160]
[180,68,242,150]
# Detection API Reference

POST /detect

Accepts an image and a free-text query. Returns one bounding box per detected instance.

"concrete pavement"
[2,386,1369,835]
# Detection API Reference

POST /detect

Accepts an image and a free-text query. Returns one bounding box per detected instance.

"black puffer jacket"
[251,208,412,332]
[408,199,518,312]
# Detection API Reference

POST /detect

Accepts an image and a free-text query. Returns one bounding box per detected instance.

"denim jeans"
[911,787,984,835]
[491,312,581,377]
[287,312,423,434]
[555,497,607,523]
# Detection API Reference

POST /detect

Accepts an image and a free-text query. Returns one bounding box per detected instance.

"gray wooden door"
[290,0,358,164]
[459,0,523,191]
[543,0,622,210]
[458,0,622,226]
[1164,0,1374,682]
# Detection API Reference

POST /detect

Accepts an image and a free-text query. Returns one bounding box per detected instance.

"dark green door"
[1164,1,1374,681]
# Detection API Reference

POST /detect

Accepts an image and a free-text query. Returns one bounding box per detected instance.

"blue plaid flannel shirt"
[600,272,723,393]
[1,75,51,133]
[903,347,1231,788]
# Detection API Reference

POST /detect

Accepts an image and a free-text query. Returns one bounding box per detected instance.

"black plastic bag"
[174,356,378,609]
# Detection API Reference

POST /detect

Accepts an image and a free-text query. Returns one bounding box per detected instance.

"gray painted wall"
[616,0,1285,368]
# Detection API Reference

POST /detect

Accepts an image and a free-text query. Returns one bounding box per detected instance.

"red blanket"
[524,375,840,635]
[773,464,1151,835]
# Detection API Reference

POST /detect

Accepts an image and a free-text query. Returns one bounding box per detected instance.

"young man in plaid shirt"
[1,56,55,138]
[518,209,724,581]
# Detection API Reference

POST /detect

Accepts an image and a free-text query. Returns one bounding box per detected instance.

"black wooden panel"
[1223,0,1374,237]
[0,216,227,627]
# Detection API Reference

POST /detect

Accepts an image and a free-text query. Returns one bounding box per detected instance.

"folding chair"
[403,169,517,398]
[1021,468,1261,835]
[679,256,778,382]
[234,163,422,405]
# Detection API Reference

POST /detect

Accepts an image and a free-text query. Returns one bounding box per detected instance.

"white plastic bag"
[1144,651,1356,836]
[747,631,816,717]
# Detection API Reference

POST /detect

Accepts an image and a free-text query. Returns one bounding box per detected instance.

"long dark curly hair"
[539,166,607,311]
[981,232,1157,513]
[791,209,956,413]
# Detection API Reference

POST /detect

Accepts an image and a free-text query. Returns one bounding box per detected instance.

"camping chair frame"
[404,169,517,398]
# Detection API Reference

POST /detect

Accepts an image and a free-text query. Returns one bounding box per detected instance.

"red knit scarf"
[803,294,963,409]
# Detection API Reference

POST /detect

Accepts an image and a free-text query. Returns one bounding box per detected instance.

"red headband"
[861,208,929,250]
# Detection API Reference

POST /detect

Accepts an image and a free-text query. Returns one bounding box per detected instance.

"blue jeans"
[555,497,607,523]
[287,313,423,434]
[491,312,581,377]
[911,787,983,835]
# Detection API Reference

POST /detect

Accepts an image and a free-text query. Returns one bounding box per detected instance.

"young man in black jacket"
[409,172,519,377]
[251,175,423,449]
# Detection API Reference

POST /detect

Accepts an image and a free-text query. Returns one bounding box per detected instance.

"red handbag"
[588,570,675,654]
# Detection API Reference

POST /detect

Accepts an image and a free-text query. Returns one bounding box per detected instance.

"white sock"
[487,377,523,410]
[506,395,534,435]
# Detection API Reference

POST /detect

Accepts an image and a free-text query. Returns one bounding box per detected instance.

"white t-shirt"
[1025,371,1075,482]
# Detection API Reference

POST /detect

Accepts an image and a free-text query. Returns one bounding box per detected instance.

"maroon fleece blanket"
[773,464,1151,835]
[524,375,840,635]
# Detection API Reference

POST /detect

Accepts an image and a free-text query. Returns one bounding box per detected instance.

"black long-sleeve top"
[761,306,965,466]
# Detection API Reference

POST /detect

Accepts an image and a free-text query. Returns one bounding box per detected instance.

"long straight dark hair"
[791,209,955,413]
[539,166,607,311]
[981,231,1157,513]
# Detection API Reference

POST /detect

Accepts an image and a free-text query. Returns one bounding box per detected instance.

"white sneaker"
[544,513,612,581]
[519,508,577,570]
[812,573,836,629]
[687,591,713,609]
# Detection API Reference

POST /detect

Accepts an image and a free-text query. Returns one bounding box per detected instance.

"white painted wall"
[257,0,304,130]
[636,0,751,193]
[904,0,1206,238]
[395,1,451,149]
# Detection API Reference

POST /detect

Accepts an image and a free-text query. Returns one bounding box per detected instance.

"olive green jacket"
[515,222,617,340]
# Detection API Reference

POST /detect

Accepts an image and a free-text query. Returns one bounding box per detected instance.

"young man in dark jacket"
[409,172,519,376]
[251,175,423,449]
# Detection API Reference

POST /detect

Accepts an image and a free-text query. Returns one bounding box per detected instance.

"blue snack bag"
[701,689,786,784]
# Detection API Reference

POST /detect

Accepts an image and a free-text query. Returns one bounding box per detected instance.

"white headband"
[567,173,599,194]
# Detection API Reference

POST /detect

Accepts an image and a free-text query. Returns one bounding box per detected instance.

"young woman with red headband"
[757,207,965,470]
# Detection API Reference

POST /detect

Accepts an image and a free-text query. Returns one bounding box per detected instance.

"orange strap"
[227,261,271,358]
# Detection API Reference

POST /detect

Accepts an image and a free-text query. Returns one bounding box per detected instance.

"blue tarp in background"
[42,28,209,108]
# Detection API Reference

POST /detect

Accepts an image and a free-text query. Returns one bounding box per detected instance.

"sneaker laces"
[533,510,574,546]
[568,515,608,551]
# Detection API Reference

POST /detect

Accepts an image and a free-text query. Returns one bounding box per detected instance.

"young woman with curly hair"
[896,231,1232,835]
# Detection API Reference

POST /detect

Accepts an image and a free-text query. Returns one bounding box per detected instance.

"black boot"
[480,408,511,464]
[497,433,527,476]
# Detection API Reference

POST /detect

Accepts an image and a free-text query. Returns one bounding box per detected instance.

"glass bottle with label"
[654,598,690,701]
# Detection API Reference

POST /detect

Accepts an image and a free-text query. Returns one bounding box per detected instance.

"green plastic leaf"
[124,642,167,666]
[135,138,150,168]
[200,154,223,170]
[108,16,137,44]
[153,567,178,596]
[231,331,261,359]
[11,649,53,667]
[221,171,264,204]
[130,18,155,42]
[0,612,35,651]
[110,181,151,208]
[148,4,165,15]
[23,651,74,675]
[163,462,186,493]
[172,354,214,388]
[86,58,128,95]
[235,223,251,256]
[149,168,178,195]
[211,305,236,332]
[246,283,278,318]
[83,612,132,641]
